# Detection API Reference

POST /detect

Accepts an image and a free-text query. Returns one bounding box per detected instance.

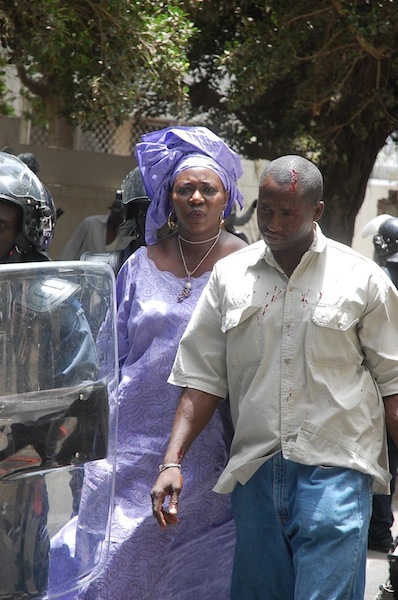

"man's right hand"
[150,468,183,528]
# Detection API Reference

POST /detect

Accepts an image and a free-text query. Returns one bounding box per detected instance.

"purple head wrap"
[135,126,244,245]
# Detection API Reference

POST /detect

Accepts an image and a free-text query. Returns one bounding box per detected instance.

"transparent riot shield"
[0,261,118,599]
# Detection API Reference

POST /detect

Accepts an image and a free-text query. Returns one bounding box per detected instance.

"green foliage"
[0,54,14,116]
[0,0,195,126]
[3,0,396,165]
[171,0,398,242]
[1,0,398,241]
[1,0,397,158]
[183,0,398,164]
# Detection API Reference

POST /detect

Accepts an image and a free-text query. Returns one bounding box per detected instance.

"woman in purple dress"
[58,126,247,599]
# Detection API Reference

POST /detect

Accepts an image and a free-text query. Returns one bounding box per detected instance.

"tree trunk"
[45,93,74,149]
[319,126,391,246]
[15,65,75,149]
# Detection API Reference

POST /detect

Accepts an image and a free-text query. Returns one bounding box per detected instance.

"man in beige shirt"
[151,155,398,600]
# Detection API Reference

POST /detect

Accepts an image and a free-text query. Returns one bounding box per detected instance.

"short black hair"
[260,155,323,205]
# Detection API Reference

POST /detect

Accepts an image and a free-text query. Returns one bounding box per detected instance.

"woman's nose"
[190,189,204,204]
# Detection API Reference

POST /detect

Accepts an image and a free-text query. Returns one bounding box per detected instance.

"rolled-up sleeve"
[360,272,398,397]
[168,271,228,399]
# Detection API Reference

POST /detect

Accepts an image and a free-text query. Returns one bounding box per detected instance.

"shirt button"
[284,358,290,364]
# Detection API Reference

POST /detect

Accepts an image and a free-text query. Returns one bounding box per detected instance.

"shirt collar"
[310,222,327,253]
[252,222,327,270]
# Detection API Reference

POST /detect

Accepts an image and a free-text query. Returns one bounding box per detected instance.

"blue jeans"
[231,453,373,600]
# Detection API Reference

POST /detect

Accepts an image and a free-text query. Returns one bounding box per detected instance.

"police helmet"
[120,166,149,239]
[373,217,398,259]
[0,152,56,255]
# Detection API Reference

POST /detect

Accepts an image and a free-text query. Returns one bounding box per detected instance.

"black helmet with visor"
[0,152,56,258]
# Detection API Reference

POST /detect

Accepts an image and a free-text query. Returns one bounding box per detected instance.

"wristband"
[159,463,181,473]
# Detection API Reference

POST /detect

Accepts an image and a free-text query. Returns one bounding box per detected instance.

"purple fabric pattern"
[55,246,235,600]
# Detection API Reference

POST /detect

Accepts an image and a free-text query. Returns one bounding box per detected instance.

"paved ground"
[365,493,398,600]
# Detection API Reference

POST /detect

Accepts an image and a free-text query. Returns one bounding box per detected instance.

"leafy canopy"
[183,0,398,163]
[0,0,195,125]
[1,0,398,241]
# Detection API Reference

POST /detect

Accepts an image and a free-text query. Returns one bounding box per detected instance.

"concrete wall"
[26,146,135,259]
[236,158,268,244]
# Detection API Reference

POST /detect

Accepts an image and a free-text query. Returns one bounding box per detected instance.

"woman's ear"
[223,191,230,213]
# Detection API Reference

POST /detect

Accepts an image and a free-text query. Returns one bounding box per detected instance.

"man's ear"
[313,201,324,222]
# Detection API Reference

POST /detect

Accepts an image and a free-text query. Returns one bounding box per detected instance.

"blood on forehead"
[290,168,298,193]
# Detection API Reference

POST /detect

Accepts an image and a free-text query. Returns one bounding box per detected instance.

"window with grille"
[28,117,189,156]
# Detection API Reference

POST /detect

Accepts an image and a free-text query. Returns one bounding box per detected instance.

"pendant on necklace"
[178,279,192,302]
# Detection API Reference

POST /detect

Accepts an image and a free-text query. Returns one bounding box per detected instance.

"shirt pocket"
[306,303,361,369]
[223,303,264,367]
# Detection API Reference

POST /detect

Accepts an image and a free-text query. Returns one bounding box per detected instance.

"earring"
[219,211,225,226]
[167,212,178,230]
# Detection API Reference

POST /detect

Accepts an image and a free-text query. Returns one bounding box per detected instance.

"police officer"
[0,152,99,598]
[0,152,55,263]
[81,166,150,274]
[362,214,398,554]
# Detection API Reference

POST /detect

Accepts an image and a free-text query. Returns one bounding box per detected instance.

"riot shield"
[0,261,118,599]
